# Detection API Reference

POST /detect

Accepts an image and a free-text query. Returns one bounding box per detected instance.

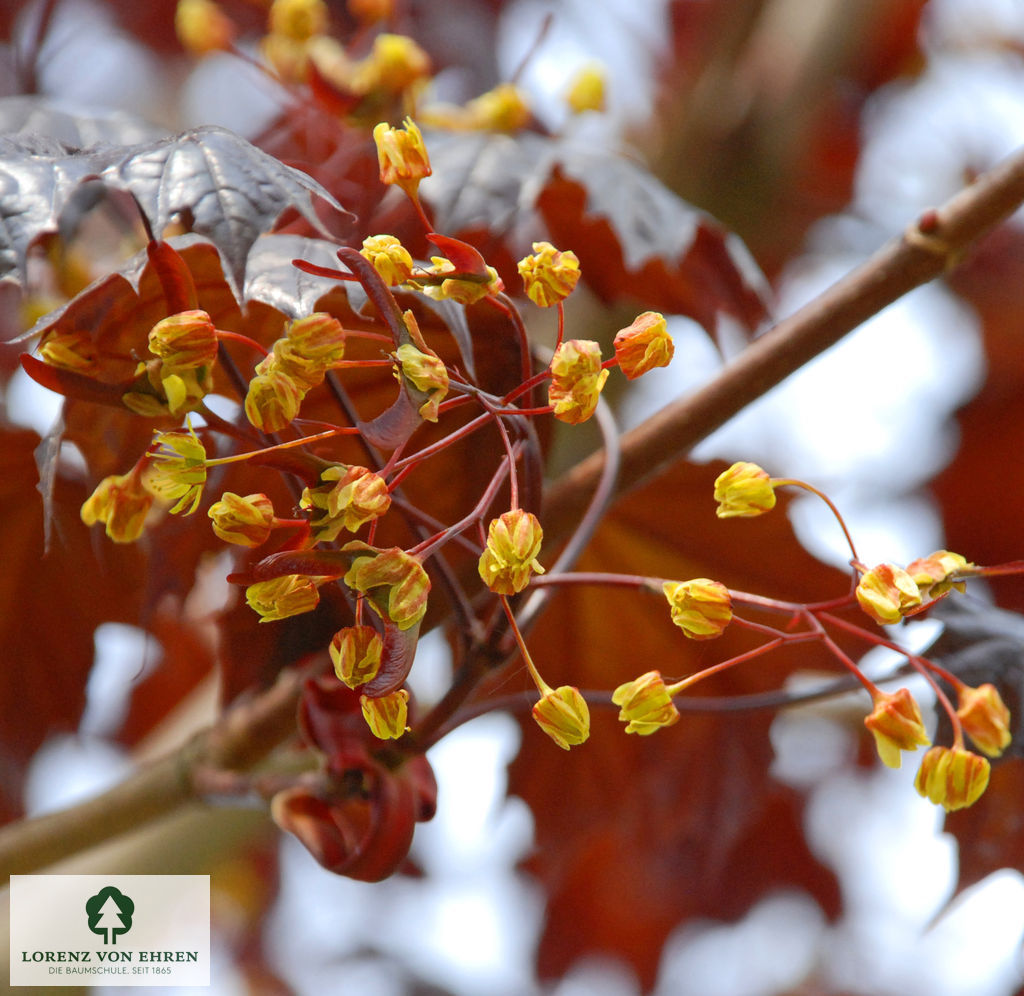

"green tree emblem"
[85,886,134,945]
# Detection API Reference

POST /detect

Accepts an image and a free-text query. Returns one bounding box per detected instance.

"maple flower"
[124,360,213,417]
[285,313,346,366]
[330,625,384,688]
[477,509,545,595]
[361,689,410,739]
[856,563,922,626]
[343,544,430,630]
[663,579,732,639]
[613,311,674,380]
[394,343,449,421]
[713,461,777,518]
[175,0,235,55]
[81,470,154,544]
[148,310,218,374]
[956,682,1012,757]
[144,423,207,515]
[301,464,392,540]
[566,63,606,114]
[244,366,305,432]
[517,241,581,308]
[612,671,680,735]
[906,549,972,600]
[39,330,97,372]
[466,83,532,131]
[863,687,931,768]
[268,0,327,41]
[414,256,503,305]
[208,492,275,547]
[914,746,990,811]
[245,574,321,622]
[373,118,432,198]
[354,33,431,94]
[360,235,414,286]
[548,339,609,425]
[533,684,590,750]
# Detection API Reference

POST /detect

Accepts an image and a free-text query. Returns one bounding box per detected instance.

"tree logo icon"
[85,886,134,945]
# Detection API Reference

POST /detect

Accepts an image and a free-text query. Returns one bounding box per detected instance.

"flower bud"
[244,367,305,432]
[39,330,97,372]
[394,343,449,421]
[956,683,1012,757]
[863,687,930,768]
[713,462,776,518]
[175,0,235,55]
[547,339,608,425]
[360,235,414,286]
[285,313,346,366]
[613,311,674,380]
[533,685,590,750]
[518,241,580,308]
[906,550,972,600]
[466,83,531,131]
[245,575,321,622]
[148,310,218,373]
[268,0,327,41]
[566,63,606,114]
[81,471,154,544]
[301,465,392,539]
[208,492,275,547]
[856,564,922,626]
[331,626,383,688]
[355,33,431,94]
[914,746,990,811]
[477,509,545,595]
[612,671,680,735]
[373,118,431,198]
[343,545,430,631]
[360,689,410,739]
[663,578,732,639]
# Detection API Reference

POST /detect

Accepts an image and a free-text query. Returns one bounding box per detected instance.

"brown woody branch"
[3,144,1024,880]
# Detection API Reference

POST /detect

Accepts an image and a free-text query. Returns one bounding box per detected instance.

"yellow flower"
[518,241,580,308]
[175,0,235,55]
[565,63,606,114]
[147,310,218,374]
[547,339,608,425]
[285,313,346,366]
[856,564,922,626]
[208,492,275,547]
[613,312,674,380]
[394,343,449,422]
[612,671,680,735]
[360,689,410,739]
[144,423,207,515]
[713,461,776,518]
[373,118,432,198]
[466,83,531,131]
[360,235,414,286]
[906,550,972,600]
[268,0,327,41]
[956,683,1012,758]
[915,746,990,811]
[301,464,392,539]
[354,33,431,94]
[245,575,321,622]
[244,366,305,432]
[663,578,732,639]
[330,625,383,688]
[39,330,97,372]
[533,685,590,750]
[863,687,930,769]
[413,256,503,305]
[343,544,430,630]
[81,470,154,544]
[477,509,545,595]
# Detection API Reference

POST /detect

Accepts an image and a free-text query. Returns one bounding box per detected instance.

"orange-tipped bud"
[548,339,608,425]
[148,310,218,373]
[533,685,590,750]
[613,311,673,379]
[394,343,449,421]
[518,241,580,308]
[914,746,990,811]
[244,367,305,432]
[477,509,545,595]
[663,578,732,639]
[906,550,972,600]
[856,564,922,626]
[208,492,275,547]
[713,461,776,518]
[566,63,606,114]
[81,471,154,544]
[349,0,393,24]
[360,235,414,286]
[343,545,430,631]
[330,625,384,688]
[245,575,321,622]
[301,465,392,540]
[863,687,930,768]
[360,689,410,739]
[612,671,680,735]
[956,683,1012,757]
[285,313,346,365]
[373,118,432,198]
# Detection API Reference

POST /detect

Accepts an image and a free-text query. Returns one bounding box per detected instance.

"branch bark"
[3,144,1024,881]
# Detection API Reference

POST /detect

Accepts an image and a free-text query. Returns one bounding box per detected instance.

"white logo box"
[10,875,210,987]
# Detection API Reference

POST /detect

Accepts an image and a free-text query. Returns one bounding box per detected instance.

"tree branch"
[543,143,1024,538]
